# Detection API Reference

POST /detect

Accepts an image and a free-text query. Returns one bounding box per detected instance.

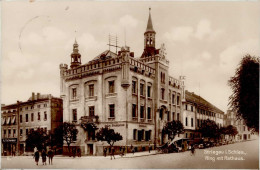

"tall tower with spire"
[70,39,81,69]
[141,8,159,58]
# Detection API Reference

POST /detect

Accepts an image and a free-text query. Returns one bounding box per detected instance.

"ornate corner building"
[60,9,185,156]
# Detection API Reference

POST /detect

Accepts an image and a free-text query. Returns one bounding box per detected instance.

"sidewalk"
[2,150,158,160]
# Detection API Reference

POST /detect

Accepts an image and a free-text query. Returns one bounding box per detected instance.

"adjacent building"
[182,90,225,139]
[1,93,63,155]
[60,9,185,156]
[224,110,258,141]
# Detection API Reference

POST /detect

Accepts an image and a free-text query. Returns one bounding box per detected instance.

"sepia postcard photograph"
[1,0,259,169]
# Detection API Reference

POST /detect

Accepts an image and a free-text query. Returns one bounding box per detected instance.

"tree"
[199,119,220,140]
[229,55,259,132]
[49,125,63,149]
[63,122,78,154]
[96,126,123,146]
[162,120,184,141]
[25,128,49,151]
[225,125,238,138]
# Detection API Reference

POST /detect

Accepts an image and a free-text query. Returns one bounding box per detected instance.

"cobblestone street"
[2,139,258,169]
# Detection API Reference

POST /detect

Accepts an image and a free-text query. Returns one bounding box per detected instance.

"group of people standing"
[33,148,54,166]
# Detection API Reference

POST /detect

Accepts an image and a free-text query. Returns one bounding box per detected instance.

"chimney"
[32,92,35,101]
[37,93,40,100]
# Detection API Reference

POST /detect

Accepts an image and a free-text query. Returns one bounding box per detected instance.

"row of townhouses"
[1,93,63,155]
[1,9,254,156]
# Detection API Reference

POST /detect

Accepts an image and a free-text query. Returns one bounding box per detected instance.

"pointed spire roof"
[145,8,155,33]
[72,38,80,55]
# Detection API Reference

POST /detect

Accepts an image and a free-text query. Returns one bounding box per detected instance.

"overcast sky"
[1,1,259,112]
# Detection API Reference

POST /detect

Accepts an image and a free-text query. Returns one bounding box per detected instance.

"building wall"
[225,110,258,142]
[1,106,18,155]
[1,94,63,155]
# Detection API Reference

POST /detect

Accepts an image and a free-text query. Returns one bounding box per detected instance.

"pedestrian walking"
[103,147,107,157]
[41,149,47,165]
[47,149,54,165]
[148,143,151,153]
[34,150,40,166]
[110,146,115,160]
[190,144,195,156]
[77,148,81,157]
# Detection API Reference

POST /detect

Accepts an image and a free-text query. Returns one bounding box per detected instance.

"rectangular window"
[140,83,144,96]
[177,113,180,121]
[73,109,77,121]
[44,111,47,120]
[20,129,23,136]
[132,81,136,94]
[133,129,137,140]
[89,106,95,116]
[13,129,16,137]
[4,130,6,137]
[197,119,200,127]
[138,130,143,141]
[191,106,193,112]
[108,81,115,93]
[37,105,40,108]
[161,88,165,100]
[145,130,151,141]
[140,106,145,119]
[172,94,175,104]
[186,104,188,110]
[89,84,94,97]
[26,129,28,136]
[147,86,151,97]
[38,112,41,120]
[167,112,170,121]
[26,114,28,122]
[31,106,34,109]
[177,96,180,105]
[132,104,137,118]
[186,117,188,126]
[20,115,22,123]
[172,112,175,120]
[25,107,28,110]
[72,88,77,99]
[147,107,151,120]
[8,129,11,137]
[31,113,34,122]
[44,104,47,107]
[191,118,193,127]
[109,104,115,118]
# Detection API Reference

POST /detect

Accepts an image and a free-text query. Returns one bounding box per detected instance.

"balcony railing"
[80,115,99,123]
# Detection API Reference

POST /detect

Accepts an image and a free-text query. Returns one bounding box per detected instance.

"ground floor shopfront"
[1,138,17,156]
[63,121,155,156]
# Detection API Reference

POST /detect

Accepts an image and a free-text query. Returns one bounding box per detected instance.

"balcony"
[80,115,99,123]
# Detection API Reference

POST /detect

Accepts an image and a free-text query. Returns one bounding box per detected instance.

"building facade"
[182,91,225,139]
[224,110,258,142]
[1,93,63,155]
[60,9,185,156]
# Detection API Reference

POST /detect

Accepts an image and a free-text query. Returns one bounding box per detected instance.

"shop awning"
[12,116,16,124]
[1,118,6,125]
[6,117,11,125]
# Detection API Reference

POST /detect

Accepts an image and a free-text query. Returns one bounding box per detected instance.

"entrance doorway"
[87,144,93,155]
